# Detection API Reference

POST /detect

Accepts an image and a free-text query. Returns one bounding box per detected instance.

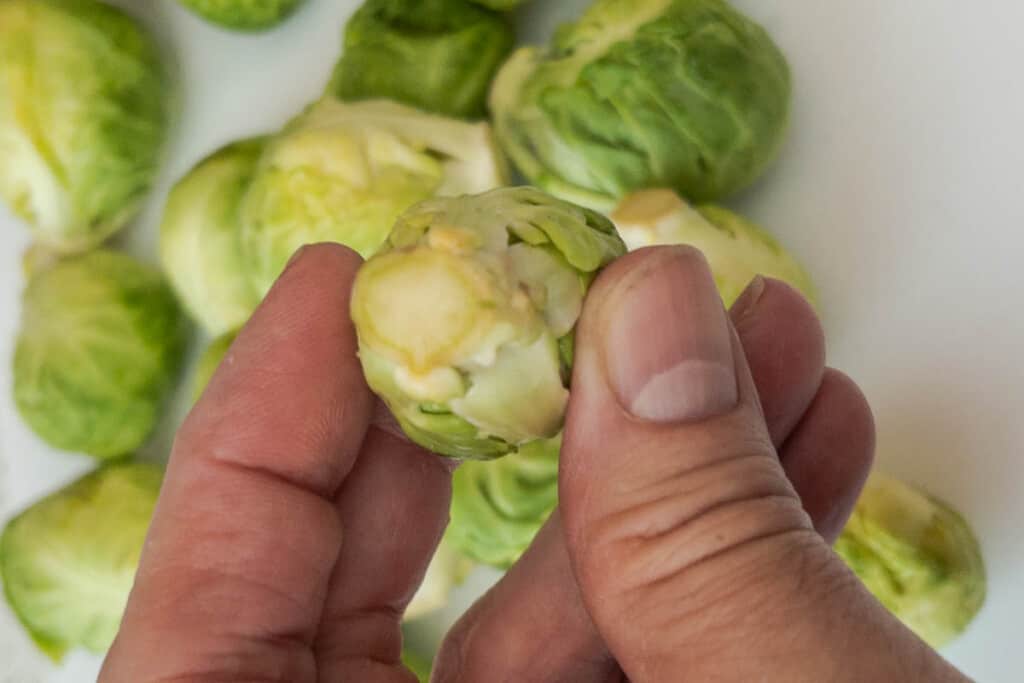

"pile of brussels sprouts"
[0,0,986,672]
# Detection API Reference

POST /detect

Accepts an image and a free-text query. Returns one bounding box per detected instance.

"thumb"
[560,246,830,680]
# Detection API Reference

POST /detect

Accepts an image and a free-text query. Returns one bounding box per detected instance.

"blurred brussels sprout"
[0,462,163,660]
[13,250,188,459]
[0,0,171,253]
[402,648,433,683]
[449,436,559,567]
[178,0,304,31]
[470,0,528,8]
[241,97,509,298]
[161,139,264,336]
[329,0,515,119]
[406,537,474,620]
[611,189,815,307]
[836,472,987,649]
[191,330,239,403]
[490,0,791,210]
[351,187,625,460]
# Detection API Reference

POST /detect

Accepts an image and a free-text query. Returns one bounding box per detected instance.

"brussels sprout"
[406,537,474,620]
[329,0,515,120]
[13,250,188,459]
[0,0,171,253]
[402,648,433,683]
[470,0,528,9]
[490,0,791,210]
[178,0,305,31]
[351,187,625,460]
[191,330,239,403]
[611,189,815,307]
[160,139,264,336]
[836,472,987,649]
[0,462,163,660]
[449,436,559,567]
[241,97,509,298]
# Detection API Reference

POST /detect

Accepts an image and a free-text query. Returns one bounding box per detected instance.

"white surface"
[1,1,1022,680]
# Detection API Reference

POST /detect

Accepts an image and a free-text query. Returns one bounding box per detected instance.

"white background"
[1,1,1022,680]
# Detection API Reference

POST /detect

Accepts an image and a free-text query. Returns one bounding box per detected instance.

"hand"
[101,244,967,682]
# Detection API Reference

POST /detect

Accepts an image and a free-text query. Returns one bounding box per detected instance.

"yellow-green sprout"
[329,0,515,120]
[611,189,815,307]
[836,472,987,648]
[448,436,559,567]
[190,330,239,404]
[351,187,625,460]
[161,139,264,336]
[0,462,163,661]
[405,536,474,621]
[13,250,188,459]
[470,0,528,8]
[490,0,790,211]
[0,0,171,253]
[240,97,508,298]
[402,648,433,683]
[178,0,305,31]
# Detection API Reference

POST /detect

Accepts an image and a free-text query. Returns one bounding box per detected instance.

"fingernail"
[603,248,738,423]
[730,276,767,321]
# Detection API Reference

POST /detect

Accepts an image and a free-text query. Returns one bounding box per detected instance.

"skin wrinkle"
[613,530,836,677]
[585,451,794,547]
[608,499,812,600]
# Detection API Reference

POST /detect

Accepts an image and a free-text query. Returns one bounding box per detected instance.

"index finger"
[102,244,375,683]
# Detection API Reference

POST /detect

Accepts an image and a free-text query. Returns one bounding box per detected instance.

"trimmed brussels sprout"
[329,0,515,120]
[406,537,474,620]
[161,139,264,336]
[13,250,188,459]
[0,462,163,660]
[449,436,559,567]
[178,0,304,31]
[836,472,987,648]
[351,187,625,460]
[490,0,791,210]
[241,97,508,298]
[611,189,815,307]
[191,330,239,403]
[0,0,171,253]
